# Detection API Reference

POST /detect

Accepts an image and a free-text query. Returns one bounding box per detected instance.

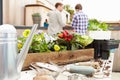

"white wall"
[3,0,69,26]
[37,0,55,9]
[3,0,36,26]
[63,0,120,21]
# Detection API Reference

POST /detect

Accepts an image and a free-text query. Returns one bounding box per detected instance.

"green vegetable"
[88,19,109,31]
[73,34,93,48]
[99,22,109,31]
[79,35,93,48]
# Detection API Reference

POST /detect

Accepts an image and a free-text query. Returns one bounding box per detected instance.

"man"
[47,2,65,35]
[72,4,88,35]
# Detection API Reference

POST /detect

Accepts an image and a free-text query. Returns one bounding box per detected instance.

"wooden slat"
[23,48,94,70]
[108,32,120,71]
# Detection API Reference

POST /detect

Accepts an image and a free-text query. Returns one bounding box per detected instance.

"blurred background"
[2,0,120,26]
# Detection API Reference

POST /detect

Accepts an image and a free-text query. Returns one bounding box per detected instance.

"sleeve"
[56,12,65,27]
[72,15,78,28]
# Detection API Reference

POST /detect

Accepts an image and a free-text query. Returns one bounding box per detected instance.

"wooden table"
[19,52,114,80]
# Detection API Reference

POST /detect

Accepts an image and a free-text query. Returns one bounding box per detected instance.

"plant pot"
[88,31,111,40]
[32,16,41,27]
[23,48,94,70]
[101,50,110,60]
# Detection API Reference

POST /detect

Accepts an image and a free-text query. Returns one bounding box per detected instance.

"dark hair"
[75,4,82,10]
[55,2,63,8]
[45,19,48,22]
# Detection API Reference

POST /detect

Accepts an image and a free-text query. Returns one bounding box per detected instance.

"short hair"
[55,2,63,8]
[75,4,82,10]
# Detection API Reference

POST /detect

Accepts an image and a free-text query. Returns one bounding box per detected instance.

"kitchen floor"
[112,72,120,80]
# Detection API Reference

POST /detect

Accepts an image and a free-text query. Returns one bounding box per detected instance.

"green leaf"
[88,19,108,31]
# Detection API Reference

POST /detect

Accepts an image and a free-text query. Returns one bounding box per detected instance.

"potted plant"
[88,19,111,40]
[87,19,112,59]
[32,13,41,27]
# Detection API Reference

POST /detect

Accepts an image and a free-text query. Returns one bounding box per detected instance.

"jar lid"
[0,24,16,33]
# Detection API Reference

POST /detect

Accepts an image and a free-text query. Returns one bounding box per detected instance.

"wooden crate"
[23,48,94,70]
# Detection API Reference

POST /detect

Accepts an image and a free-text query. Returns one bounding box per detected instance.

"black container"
[86,39,120,59]
[101,50,110,60]
[101,40,120,59]
[101,40,119,50]
[86,40,102,59]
